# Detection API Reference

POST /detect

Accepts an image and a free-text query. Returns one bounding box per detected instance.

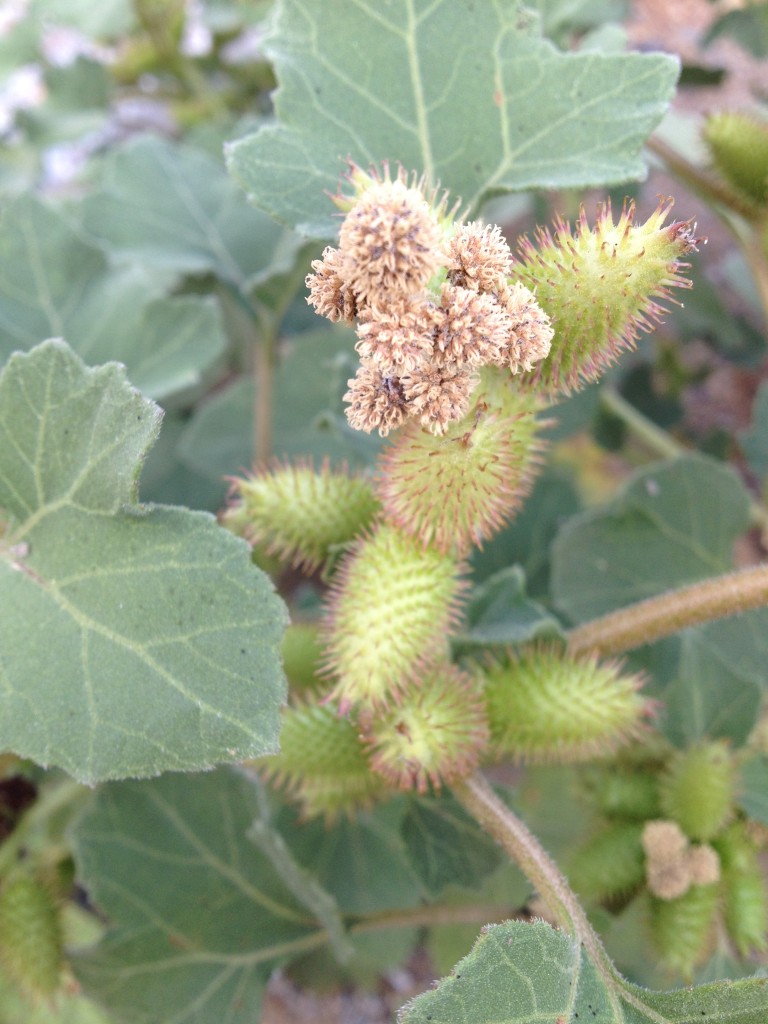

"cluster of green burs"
[223,162,767,980]
[568,740,767,977]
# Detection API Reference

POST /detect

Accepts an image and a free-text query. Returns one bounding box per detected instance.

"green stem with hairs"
[451,773,629,1016]
[567,561,768,660]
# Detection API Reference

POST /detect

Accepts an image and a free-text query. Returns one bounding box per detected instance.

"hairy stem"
[567,561,768,659]
[253,326,275,464]
[647,135,756,221]
[452,773,622,1003]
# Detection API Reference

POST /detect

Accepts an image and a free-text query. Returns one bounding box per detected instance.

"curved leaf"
[0,341,287,782]
[0,196,226,401]
[71,770,317,1024]
[82,136,300,290]
[551,455,751,624]
[227,0,679,237]
[399,919,768,1023]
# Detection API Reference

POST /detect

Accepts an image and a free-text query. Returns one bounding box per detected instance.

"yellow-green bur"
[378,379,543,556]
[233,463,380,572]
[658,741,736,842]
[567,821,646,902]
[271,700,384,820]
[703,111,768,207]
[515,201,696,394]
[484,648,647,762]
[0,874,62,997]
[324,525,463,708]
[649,883,719,978]
[714,823,768,956]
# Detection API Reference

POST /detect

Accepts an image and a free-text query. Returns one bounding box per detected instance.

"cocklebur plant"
[226,166,768,996]
[2,1,768,1021]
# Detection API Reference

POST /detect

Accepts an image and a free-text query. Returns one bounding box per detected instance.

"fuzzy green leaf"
[82,136,300,290]
[662,614,768,747]
[177,327,381,487]
[398,918,768,1023]
[0,195,226,401]
[400,794,502,897]
[71,770,317,1024]
[283,797,427,916]
[226,0,679,237]
[551,456,761,746]
[739,756,768,825]
[454,566,563,654]
[551,455,751,623]
[740,380,768,484]
[0,341,287,783]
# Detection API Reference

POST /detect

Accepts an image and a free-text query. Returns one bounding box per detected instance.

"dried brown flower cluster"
[306,168,554,436]
[642,819,720,900]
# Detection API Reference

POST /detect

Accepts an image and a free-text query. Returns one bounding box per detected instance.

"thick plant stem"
[253,329,275,464]
[453,774,581,934]
[452,773,622,1005]
[567,561,768,659]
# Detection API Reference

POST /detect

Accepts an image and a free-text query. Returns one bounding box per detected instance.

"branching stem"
[452,773,622,1003]
[567,561,768,659]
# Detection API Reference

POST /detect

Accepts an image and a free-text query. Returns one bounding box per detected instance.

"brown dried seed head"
[344,362,408,436]
[647,857,692,901]
[355,296,439,372]
[686,844,721,887]
[495,280,554,373]
[339,179,442,305]
[434,284,510,366]
[305,246,357,324]
[401,364,476,435]
[642,819,689,862]
[643,818,693,900]
[444,222,513,292]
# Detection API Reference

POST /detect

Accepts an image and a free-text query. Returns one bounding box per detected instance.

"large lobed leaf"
[0,195,226,402]
[81,135,301,291]
[399,918,768,1023]
[227,0,679,237]
[0,341,287,783]
[71,770,318,1024]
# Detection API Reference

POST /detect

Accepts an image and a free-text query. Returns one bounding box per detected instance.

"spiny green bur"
[483,648,648,762]
[0,874,62,998]
[270,700,383,820]
[659,741,736,841]
[714,823,768,955]
[649,883,719,978]
[323,525,463,708]
[584,766,661,821]
[567,821,646,902]
[703,111,768,207]
[230,462,380,572]
[378,377,543,555]
[281,622,324,692]
[365,665,488,793]
[515,201,696,393]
